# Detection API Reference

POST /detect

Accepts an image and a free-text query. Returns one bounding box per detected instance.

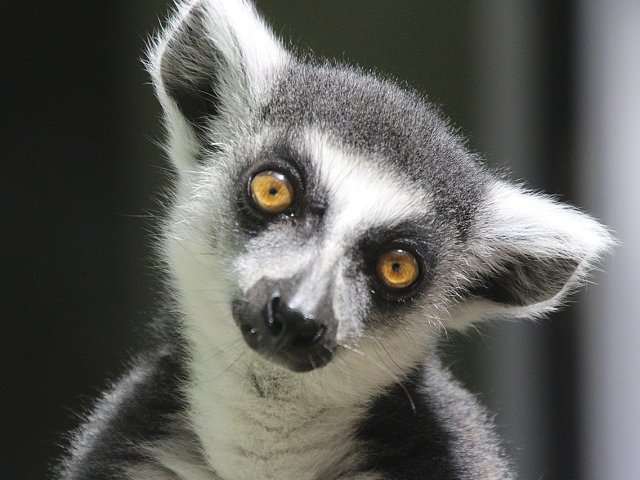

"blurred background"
[2,1,638,478]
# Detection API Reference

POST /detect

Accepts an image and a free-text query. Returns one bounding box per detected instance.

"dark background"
[2,1,586,478]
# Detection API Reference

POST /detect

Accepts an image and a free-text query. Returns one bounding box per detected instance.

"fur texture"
[56,1,613,479]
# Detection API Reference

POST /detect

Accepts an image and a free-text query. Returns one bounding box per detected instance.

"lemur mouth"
[232,295,336,372]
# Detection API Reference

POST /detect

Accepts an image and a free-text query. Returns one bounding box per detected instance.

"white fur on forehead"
[303,130,430,232]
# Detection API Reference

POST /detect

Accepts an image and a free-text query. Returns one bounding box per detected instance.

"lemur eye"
[249,171,294,214]
[376,249,420,289]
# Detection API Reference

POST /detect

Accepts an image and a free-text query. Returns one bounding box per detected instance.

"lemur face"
[150,0,612,375]
[227,129,441,372]
[212,59,492,372]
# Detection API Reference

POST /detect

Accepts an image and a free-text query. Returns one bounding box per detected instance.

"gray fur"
[56,1,613,479]
[261,62,487,238]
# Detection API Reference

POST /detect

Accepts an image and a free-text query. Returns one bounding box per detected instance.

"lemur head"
[148,0,612,377]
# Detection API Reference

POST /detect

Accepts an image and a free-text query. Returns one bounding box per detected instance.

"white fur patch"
[128,434,219,480]
[307,130,430,237]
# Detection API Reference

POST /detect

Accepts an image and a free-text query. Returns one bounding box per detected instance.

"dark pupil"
[268,187,278,196]
[392,262,401,272]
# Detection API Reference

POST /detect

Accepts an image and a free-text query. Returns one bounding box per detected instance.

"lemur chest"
[188,371,369,480]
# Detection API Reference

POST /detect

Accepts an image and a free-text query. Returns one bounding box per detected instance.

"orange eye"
[249,171,294,214]
[376,249,420,289]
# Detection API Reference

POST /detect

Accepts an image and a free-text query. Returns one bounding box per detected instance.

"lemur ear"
[460,181,613,320]
[147,0,289,171]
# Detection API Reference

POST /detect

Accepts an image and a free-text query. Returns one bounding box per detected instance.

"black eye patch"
[357,224,437,303]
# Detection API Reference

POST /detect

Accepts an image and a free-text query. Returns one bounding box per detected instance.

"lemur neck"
[185,347,375,480]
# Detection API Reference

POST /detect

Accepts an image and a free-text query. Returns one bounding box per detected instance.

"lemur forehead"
[300,129,430,233]
[261,62,487,238]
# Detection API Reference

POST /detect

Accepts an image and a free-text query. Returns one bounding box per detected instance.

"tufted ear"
[459,181,614,322]
[147,0,289,172]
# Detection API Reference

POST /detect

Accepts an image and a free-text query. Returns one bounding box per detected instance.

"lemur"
[56,0,613,479]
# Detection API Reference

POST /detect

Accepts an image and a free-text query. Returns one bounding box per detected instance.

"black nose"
[264,293,326,349]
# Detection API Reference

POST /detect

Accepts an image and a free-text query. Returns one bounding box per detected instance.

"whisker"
[363,341,417,415]
[200,350,246,385]
[337,342,364,356]
[376,339,403,374]
[308,354,318,370]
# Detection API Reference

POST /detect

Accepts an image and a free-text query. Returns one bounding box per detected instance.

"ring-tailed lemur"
[56,1,613,479]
